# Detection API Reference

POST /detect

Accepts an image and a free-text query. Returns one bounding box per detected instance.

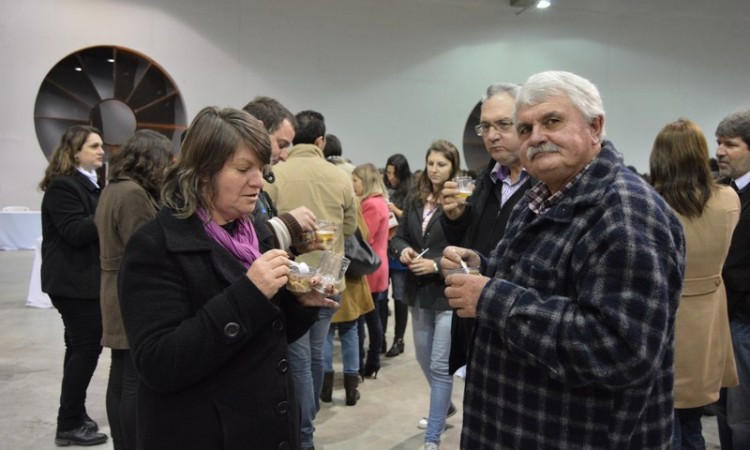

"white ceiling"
[418,0,750,20]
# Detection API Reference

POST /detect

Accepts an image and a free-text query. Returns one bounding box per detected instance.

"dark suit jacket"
[390,191,451,310]
[41,171,100,299]
[119,207,319,450]
[440,161,534,373]
[724,180,750,319]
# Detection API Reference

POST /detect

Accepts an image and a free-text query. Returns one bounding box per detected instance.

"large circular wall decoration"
[462,101,487,175]
[34,45,186,161]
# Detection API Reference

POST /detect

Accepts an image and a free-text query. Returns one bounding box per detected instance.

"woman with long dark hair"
[650,118,739,450]
[94,130,173,449]
[39,125,109,446]
[391,140,460,450]
[383,153,414,357]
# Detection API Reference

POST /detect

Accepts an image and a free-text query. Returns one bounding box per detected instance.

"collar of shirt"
[528,163,590,215]
[490,163,529,186]
[733,170,750,192]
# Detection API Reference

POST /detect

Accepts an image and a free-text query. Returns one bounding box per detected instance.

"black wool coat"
[40,171,100,299]
[119,207,318,450]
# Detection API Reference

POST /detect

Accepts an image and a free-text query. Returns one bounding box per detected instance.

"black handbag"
[344,228,381,277]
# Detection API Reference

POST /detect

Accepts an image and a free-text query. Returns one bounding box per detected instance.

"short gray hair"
[514,71,606,141]
[715,110,750,148]
[482,82,521,104]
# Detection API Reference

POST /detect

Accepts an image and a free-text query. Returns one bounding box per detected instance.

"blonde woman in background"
[321,205,375,406]
[352,163,390,378]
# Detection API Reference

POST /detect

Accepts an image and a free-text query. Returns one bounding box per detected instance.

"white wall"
[1,0,748,208]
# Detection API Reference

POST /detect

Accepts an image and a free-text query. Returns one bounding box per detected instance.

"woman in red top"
[352,163,390,377]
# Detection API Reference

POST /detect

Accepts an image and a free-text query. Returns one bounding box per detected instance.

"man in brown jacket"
[263,109,357,450]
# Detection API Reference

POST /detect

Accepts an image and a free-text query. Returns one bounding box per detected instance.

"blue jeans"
[717,318,750,450]
[324,320,360,374]
[674,407,705,450]
[288,305,336,448]
[411,306,453,445]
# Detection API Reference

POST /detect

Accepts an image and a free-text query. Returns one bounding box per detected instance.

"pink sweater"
[361,195,390,292]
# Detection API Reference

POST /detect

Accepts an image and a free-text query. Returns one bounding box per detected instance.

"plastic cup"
[445,267,481,283]
[453,176,475,201]
[287,263,317,293]
[314,251,350,294]
[314,220,339,251]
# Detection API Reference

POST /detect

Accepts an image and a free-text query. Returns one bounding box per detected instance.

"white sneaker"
[417,404,457,429]
[424,443,440,450]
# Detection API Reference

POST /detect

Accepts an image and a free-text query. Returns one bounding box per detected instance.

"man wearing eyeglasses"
[441,82,533,377]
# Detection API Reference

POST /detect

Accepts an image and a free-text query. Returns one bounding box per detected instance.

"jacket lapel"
[160,209,246,285]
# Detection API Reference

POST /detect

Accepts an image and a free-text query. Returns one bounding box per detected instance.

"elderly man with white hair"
[442,71,685,449]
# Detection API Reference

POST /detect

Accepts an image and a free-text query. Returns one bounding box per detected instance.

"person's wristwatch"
[433,261,439,273]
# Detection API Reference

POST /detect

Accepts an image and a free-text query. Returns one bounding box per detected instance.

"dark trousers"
[674,407,706,450]
[51,296,103,431]
[381,295,408,342]
[358,292,385,369]
[107,349,138,450]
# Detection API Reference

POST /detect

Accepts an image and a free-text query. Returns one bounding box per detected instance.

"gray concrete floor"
[0,249,721,449]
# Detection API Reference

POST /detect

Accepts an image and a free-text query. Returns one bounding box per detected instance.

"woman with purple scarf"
[118,107,337,450]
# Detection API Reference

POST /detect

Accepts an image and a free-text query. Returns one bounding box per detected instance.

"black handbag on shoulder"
[344,228,381,277]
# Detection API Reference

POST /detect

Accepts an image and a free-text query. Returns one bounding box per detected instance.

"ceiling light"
[511,0,553,16]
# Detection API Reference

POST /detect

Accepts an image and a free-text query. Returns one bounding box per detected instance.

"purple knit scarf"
[197,209,261,268]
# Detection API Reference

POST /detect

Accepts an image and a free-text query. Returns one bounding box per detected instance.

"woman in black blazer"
[390,139,461,450]
[119,107,336,450]
[39,125,108,446]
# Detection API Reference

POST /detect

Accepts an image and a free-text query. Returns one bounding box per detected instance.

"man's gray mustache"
[527,143,561,160]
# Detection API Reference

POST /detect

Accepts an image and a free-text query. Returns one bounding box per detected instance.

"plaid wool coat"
[463,141,686,449]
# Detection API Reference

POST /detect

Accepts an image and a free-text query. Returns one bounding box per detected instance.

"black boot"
[320,371,334,403]
[55,425,108,446]
[386,338,405,357]
[344,373,361,406]
[362,360,380,379]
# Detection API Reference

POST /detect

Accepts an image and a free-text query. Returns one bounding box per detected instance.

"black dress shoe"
[55,425,108,446]
[83,414,98,432]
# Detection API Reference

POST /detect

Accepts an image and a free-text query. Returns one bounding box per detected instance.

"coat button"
[277,358,288,373]
[272,320,284,333]
[276,401,289,416]
[715,278,721,286]
[277,442,289,450]
[224,322,240,338]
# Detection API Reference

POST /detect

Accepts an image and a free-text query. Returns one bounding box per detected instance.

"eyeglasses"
[474,120,514,136]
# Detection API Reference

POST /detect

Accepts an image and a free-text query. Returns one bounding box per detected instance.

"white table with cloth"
[27,236,53,308]
[0,211,52,307]
[0,211,42,250]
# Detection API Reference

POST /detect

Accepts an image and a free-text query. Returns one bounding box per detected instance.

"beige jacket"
[264,144,358,290]
[674,185,740,408]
